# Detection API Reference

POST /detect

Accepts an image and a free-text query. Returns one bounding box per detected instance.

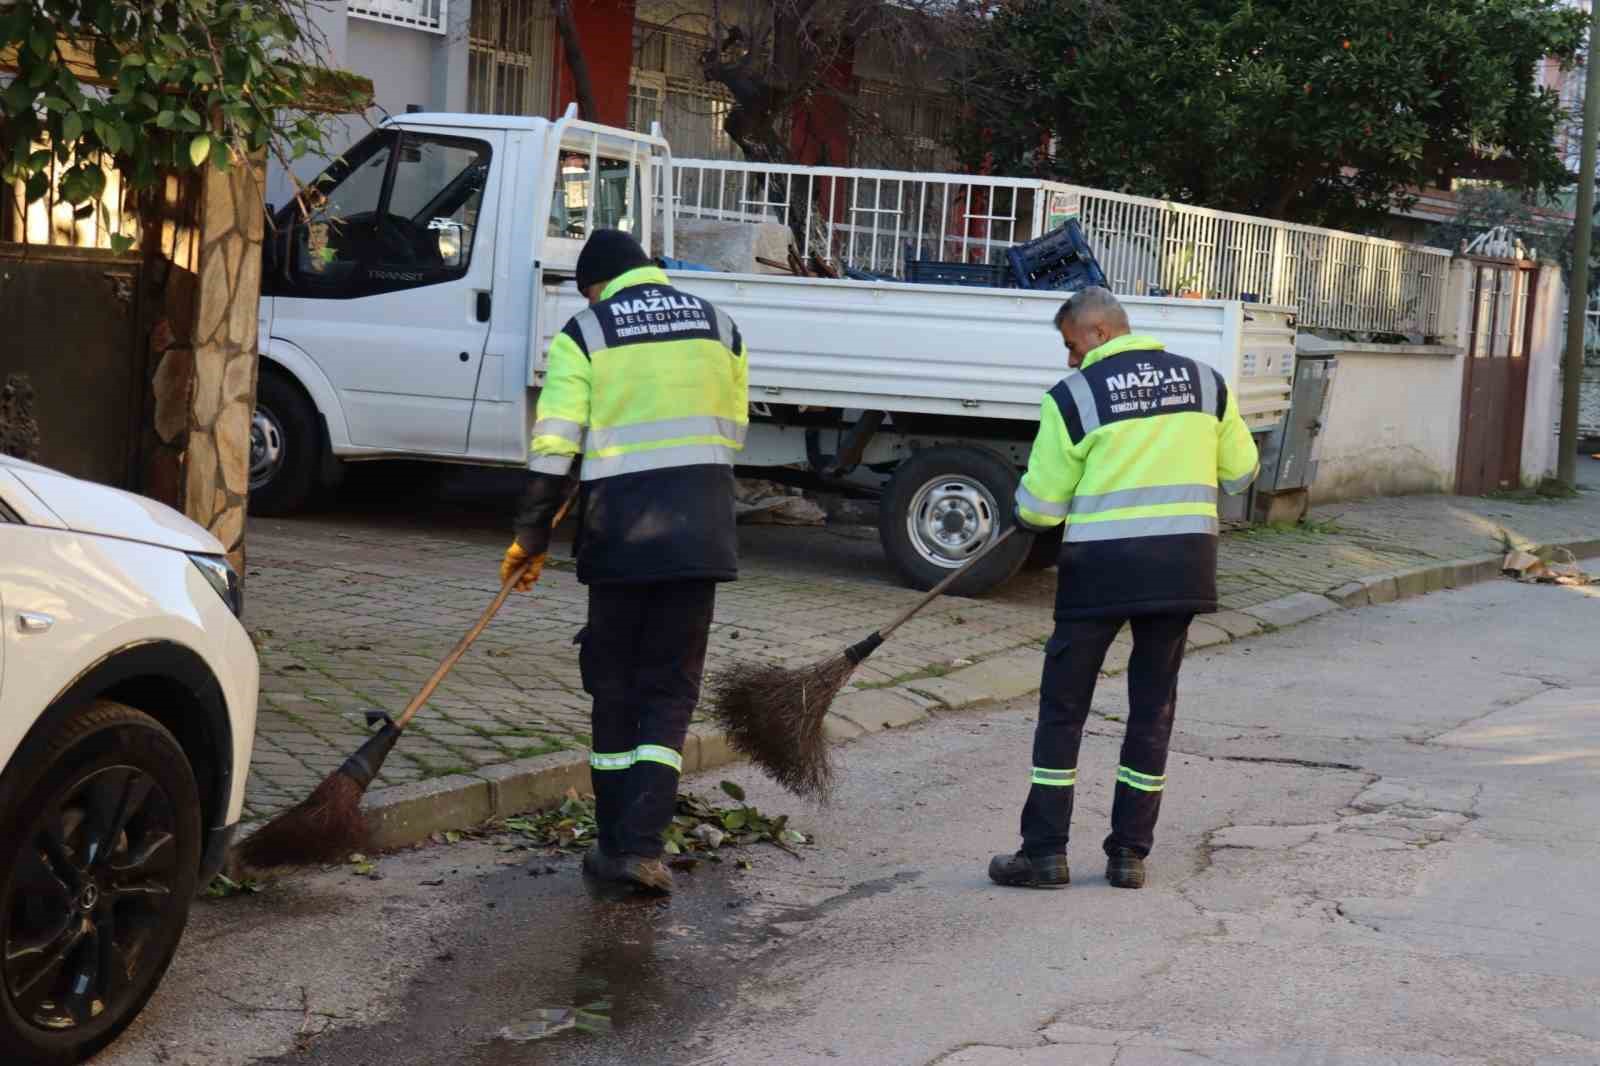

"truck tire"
[879,446,1031,596]
[249,369,320,516]
[1023,523,1064,571]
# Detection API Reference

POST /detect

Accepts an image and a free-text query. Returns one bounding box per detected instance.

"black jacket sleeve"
[513,471,575,556]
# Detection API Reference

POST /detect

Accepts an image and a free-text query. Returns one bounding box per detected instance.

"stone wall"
[140,161,264,572]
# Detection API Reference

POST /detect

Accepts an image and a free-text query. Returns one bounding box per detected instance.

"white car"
[0,454,258,1064]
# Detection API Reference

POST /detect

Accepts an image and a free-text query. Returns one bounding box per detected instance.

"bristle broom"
[706,634,883,801]
[232,771,369,870]
[231,721,402,870]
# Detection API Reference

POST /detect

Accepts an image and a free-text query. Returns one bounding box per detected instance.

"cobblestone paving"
[239,464,1600,820]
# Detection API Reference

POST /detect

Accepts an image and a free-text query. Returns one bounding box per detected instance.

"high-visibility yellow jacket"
[514,265,749,584]
[1015,333,1259,619]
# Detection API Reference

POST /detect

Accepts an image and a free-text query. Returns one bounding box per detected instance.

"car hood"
[5,460,225,555]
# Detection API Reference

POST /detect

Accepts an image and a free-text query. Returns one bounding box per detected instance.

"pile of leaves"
[1503,547,1596,587]
[498,782,809,861]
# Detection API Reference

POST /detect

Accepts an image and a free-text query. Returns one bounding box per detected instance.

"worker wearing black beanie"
[575,228,654,296]
[502,226,749,897]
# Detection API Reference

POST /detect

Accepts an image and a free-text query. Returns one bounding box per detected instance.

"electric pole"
[1559,0,1600,488]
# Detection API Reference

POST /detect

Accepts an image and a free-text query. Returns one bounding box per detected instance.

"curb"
[311,536,1600,853]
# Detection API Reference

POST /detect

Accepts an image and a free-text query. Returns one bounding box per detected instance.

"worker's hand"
[499,542,547,592]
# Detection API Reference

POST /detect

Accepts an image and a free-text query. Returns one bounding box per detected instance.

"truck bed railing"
[660,158,1452,338]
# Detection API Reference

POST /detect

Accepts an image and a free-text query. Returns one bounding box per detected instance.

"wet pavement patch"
[253,856,781,1066]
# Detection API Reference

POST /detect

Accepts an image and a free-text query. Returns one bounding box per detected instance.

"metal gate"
[0,245,145,487]
[1456,259,1538,496]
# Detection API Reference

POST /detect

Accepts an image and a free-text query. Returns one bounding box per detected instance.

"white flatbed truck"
[254,107,1295,594]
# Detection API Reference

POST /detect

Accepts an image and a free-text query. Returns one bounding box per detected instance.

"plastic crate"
[1006,220,1109,292]
[905,259,1013,288]
[657,256,714,272]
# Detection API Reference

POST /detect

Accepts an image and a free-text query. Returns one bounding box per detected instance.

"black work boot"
[988,851,1070,889]
[1106,847,1146,889]
[581,846,674,895]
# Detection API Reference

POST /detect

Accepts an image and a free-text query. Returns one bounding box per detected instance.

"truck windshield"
[549,150,639,240]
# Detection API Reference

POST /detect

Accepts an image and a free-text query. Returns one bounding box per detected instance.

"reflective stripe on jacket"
[517,265,749,585]
[1016,334,1259,619]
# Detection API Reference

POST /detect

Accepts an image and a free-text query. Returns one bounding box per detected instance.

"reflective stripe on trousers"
[589,744,684,773]
[1116,765,1166,792]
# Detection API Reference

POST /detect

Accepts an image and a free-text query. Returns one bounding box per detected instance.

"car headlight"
[189,554,244,617]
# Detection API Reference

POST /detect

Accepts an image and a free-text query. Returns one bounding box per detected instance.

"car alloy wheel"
[3,763,183,1036]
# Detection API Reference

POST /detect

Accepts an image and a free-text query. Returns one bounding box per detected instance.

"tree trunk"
[552,0,600,121]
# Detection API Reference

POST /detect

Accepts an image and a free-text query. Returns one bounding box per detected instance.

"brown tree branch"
[552,0,599,121]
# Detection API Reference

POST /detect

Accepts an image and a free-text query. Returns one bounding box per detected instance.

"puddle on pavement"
[248,851,924,1066]
[253,857,776,1066]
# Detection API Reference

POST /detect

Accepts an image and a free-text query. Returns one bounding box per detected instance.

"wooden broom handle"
[394,494,576,730]
[877,526,1018,640]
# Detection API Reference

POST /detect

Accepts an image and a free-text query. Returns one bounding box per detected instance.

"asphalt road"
[100,578,1600,1065]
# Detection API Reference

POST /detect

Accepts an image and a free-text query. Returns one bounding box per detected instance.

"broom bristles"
[232,770,369,871]
[706,651,857,801]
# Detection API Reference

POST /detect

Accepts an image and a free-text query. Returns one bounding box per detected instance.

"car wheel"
[249,370,320,516]
[0,701,201,1065]
[878,446,1032,596]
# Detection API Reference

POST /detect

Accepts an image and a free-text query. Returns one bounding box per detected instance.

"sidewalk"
[239,463,1600,837]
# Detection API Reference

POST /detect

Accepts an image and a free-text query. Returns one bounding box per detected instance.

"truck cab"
[253,112,670,514]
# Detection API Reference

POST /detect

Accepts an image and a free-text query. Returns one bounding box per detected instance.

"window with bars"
[468,0,555,117]
[630,23,741,160]
[850,82,957,171]
[349,0,448,33]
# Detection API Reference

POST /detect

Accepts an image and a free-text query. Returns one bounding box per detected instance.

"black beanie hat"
[575,229,652,292]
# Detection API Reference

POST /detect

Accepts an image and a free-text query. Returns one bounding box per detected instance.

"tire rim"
[3,765,181,1032]
[904,474,1000,569]
[250,406,285,491]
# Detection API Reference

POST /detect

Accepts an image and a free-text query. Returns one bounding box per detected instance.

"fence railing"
[663,158,1454,338]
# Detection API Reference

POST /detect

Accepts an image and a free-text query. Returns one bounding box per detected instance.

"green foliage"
[0,0,362,248]
[498,785,811,857]
[957,0,1588,229]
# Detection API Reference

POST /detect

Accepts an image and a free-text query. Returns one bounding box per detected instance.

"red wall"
[788,46,854,167]
[552,0,637,127]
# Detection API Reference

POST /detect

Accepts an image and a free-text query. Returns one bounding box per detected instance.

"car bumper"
[200,821,239,886]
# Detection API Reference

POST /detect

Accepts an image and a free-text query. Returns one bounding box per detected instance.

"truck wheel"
[1023,523,1064,571]
[249,370,319,516]
[879,447,1031,596]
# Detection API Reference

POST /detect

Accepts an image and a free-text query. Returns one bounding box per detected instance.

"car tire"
[879,446,1031,596]
[249,370,320,517]
[0,701,201,1065]
[1022,523,1064,571]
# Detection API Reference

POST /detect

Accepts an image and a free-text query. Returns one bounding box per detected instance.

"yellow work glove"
[499,542,547,592]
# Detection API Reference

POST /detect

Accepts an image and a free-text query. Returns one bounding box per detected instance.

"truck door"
[267,127,505,456]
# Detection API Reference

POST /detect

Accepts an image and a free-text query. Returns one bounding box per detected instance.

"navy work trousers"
[578,581,716,858]
[1020,613,1193,859]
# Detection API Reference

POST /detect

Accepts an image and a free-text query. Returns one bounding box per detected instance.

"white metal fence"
[662,159,1454,337]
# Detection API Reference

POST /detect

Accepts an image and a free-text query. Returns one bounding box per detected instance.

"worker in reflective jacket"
[989,286,1258,892]
[501,229,748,896]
